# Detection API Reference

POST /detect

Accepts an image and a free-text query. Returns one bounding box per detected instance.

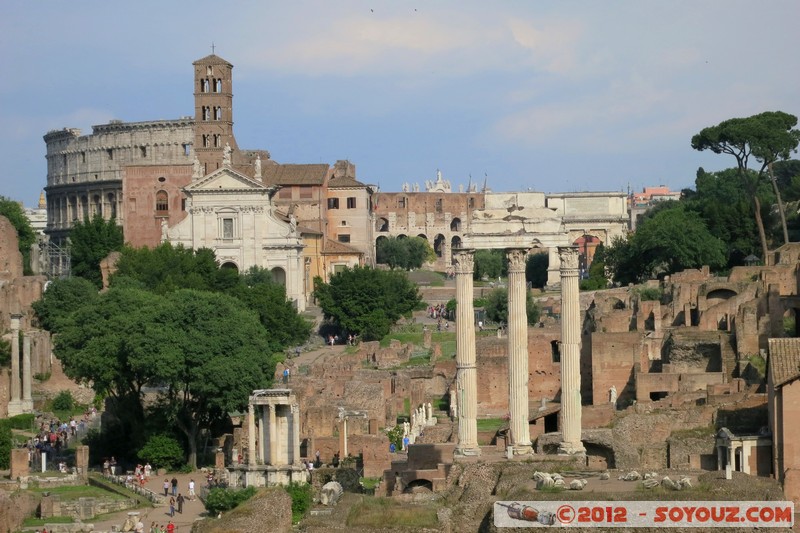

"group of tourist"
[326,333,360,346]
[148,521,175,533]
[427,303,449,320]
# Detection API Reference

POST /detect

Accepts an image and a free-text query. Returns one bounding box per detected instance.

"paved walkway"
[89,472,208,533]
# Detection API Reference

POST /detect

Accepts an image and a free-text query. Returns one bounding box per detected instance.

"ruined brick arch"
[417,233,428,241]
[451,235,462,249]
[376,217,389,232]
[404,478,433,493]
[434,234,446,258]
[450,217,461,231]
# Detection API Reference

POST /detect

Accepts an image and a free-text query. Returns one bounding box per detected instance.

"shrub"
[284,482,312,524]
[7,413,35,431]
[52,391,75,412]
[204,486,256,516]
[385,425,404,450]
[0,420,11,469]
[138,435,185,470]
[636,286,663,302]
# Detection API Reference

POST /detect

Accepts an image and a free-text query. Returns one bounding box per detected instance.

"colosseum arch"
[434,234,446,257]
[376,217,389,232]
[450,217,461,232]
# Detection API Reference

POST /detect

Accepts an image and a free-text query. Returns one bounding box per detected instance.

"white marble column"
[269,404,278,465]
[342,418,349,458]
[22,334,33,412]
[247,403,257,465]
[260,406,268,464]
[506,248,532,454]
[291,404,301,465]
[8,314,23,416]
[453,249,480,455]
[558,246,585,455]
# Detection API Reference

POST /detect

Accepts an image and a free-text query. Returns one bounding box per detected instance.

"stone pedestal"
[557,247,585,455]
[453,249,480,456]
[506,248,532,454]
[10,448,29,479]
[215,451,225,469]
[76,445,90,480]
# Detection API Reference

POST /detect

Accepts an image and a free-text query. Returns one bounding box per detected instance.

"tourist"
[315,449,321,467]
[169,496,175,517]
[171,476,178,496]
[163,478,170,497]
[103,458,110,475]
[149,521,157,533]
[188,478,195,501]
[144,462,152,479]
[110,456,117,475]
[166,521,175,533]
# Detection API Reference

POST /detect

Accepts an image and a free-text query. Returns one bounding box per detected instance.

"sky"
[1,1,799,207]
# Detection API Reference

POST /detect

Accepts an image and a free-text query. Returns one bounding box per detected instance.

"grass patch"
[23,517,74,526]
[747,354,766,376]
[30,484,127,501]
[360,477,381,490]
[476,418,506,432]
[538,485,565,493]
[346,497,438,528]
[432,397,448,412]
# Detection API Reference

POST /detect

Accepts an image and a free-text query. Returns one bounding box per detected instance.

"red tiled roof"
[768,338,800,387]
[261,164,330,186]
[322,240,363,255]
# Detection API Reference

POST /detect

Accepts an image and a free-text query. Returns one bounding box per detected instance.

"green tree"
[32,277,99,332]
[376,236,434,270]
[483,288,540,326]
[113,243,236,294]
[604,205,726,284]
[525,252,549,289]
[473,249,506,281]
[53,287,277,468]
[227,269,312,348]
[580,244,608,291]
[138,434,185,470]
[0,420,12,469]
[0,196,36,274]
[313,266,422,341]
[70,215,124,287]
[691,111,800,260]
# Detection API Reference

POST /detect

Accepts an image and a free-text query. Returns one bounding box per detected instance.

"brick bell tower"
[193,53,238,175]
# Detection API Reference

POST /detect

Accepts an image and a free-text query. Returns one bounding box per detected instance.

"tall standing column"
[291,404,301,465]
[453,249,480,455]
[247,403,257,465]
[8,314,23,416]
[269,404,278,465]
[506,249,532,454]
[558,246,585,455]
[22,334,33,412]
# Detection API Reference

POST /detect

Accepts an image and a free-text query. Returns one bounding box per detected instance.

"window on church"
[299,187,313,199]
[469,197,475,208]
[214,107,222,120]
[328,198,339,209]
[347,197,356,209]
[435,198,443,213]
[207,66,213,76]
[156,191,168,213]
[140,146,147,158]
[338,234,351,243]
[215,79,222,92]
[203,107,210,121]
[222,218,234,239]
[181,198,186,212]
[202,79,209,93]
[214,135,220,147]
[107,149,113,160]
[183,144,190,156]
[398,197,406,209]
[81,151,86,164]
[202,135,209,148]
[551,340,561,363]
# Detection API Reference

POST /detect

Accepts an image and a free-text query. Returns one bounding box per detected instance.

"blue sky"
[1,1,798,207]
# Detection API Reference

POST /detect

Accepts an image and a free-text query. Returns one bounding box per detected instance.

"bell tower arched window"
[156,191,168,213]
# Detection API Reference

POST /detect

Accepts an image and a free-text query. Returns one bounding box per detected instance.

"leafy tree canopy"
[526,252,549,289]
[474,249,506,281]
[691,111,800,258]
[376,236,435,270]
[0,196,36,274]
[70,215,124,288]
[52,286,278,468]
[604,204,726,284]
[483,287,540,326]
[112,242,238,294]
[33,277,99,332]
[580,243,608,291]
[313,266,422,341]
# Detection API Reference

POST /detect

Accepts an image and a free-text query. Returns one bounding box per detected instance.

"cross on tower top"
[211,42,216,54]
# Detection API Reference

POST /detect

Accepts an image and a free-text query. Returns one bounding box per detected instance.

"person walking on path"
[163,479,170,497]
[188,479,196,501]
[176,493,184,514]
[171,477,178,496]
[166,522,175,533]
[169,496,175,517]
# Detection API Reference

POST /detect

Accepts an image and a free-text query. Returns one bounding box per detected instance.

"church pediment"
[185,167,272,193]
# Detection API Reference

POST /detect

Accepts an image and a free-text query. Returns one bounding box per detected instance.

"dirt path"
[88,473,208,533]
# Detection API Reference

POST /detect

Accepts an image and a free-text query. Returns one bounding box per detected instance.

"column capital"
[505,248,529,273]
[452,248,475,274]
[558,246,580,271]
[10,313,23,329]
